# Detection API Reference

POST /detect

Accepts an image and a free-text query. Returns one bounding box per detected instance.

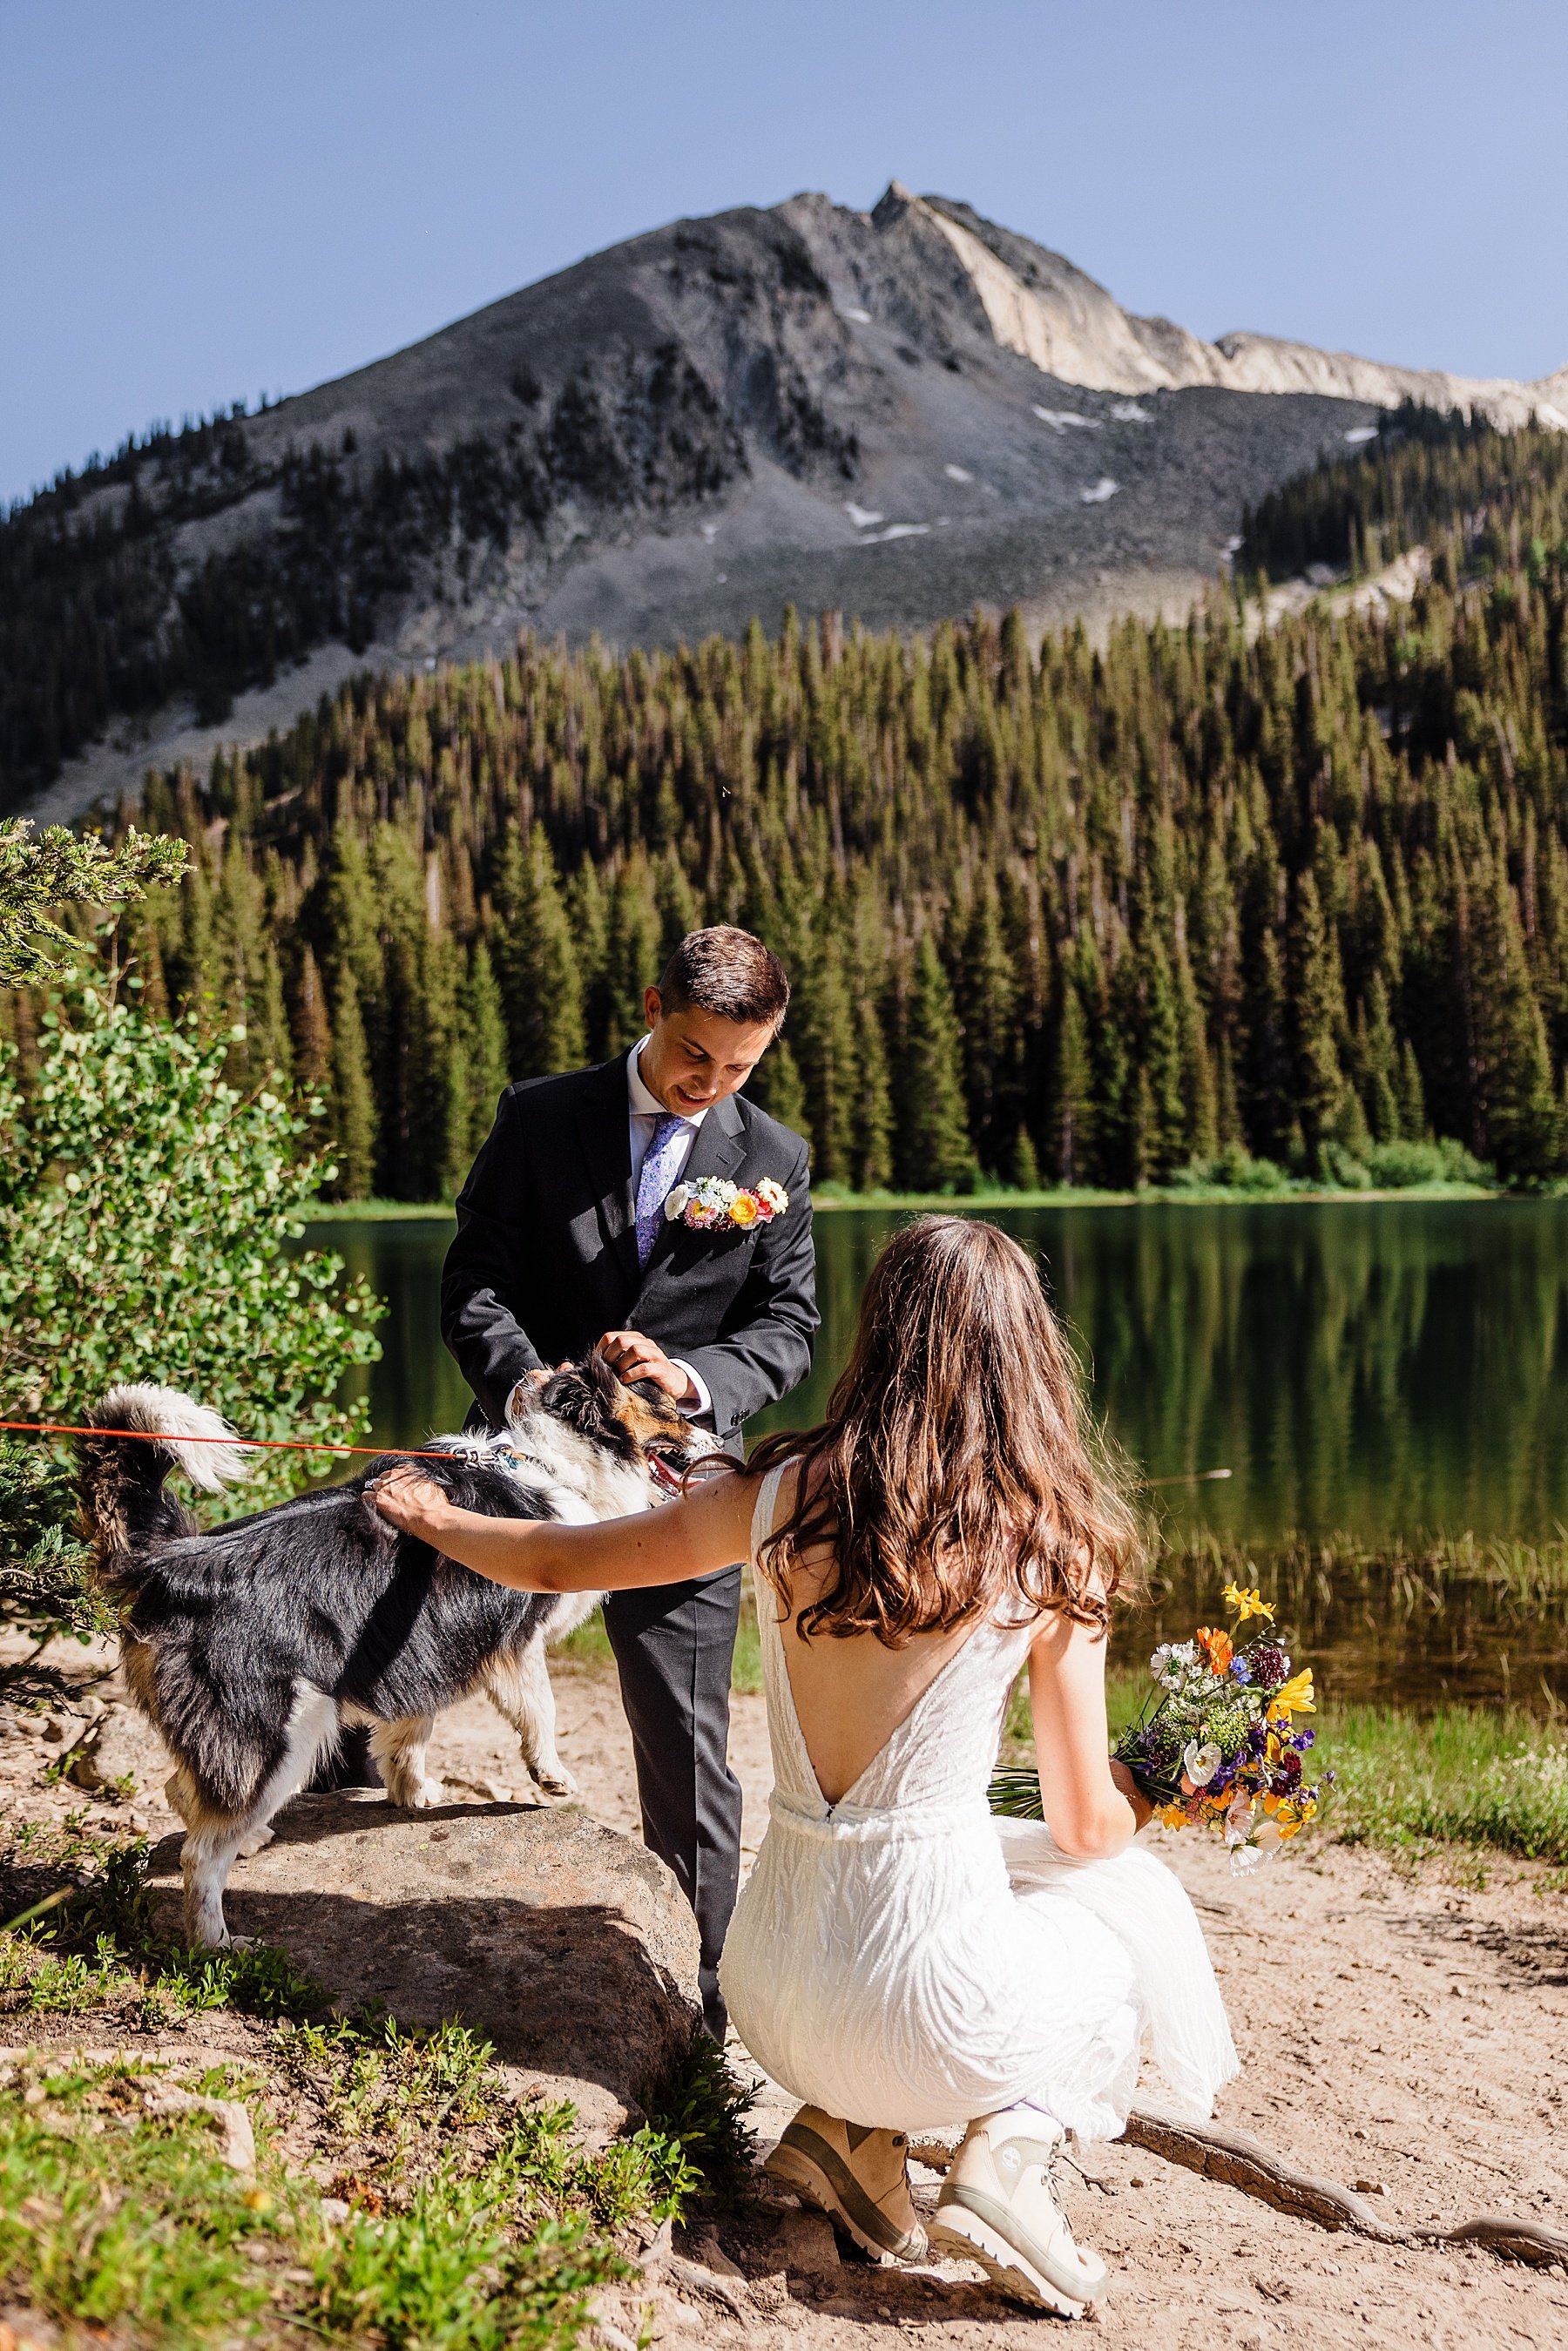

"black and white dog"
[78,1357,714,1948]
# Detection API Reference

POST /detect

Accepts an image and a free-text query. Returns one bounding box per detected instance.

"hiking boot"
[928,2106,1109,2314]
[764,2104,928,2262]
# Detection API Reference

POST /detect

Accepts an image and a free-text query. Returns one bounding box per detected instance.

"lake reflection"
[314,1199,1568,1547]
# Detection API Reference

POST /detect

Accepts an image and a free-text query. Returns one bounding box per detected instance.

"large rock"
[146,1793,701,2128]
[64,1699,168,1795]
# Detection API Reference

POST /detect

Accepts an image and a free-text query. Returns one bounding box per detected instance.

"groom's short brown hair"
[657,926,789,1028]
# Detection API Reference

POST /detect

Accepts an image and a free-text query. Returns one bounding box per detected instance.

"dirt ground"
[4,1656,1566,2350]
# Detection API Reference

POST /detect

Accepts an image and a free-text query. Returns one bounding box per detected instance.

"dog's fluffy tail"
[80,1383,250,1570]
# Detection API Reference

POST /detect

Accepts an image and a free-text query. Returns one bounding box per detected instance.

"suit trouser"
[604,1564,744,2040]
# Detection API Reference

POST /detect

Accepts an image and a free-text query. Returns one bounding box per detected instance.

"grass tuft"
[642,2031,759,2209]
[1327,1704,1568,1863]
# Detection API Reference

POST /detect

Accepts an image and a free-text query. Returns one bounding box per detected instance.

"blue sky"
[4,0,1565,505]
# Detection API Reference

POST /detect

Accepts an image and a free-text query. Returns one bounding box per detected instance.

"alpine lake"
[305,1198,1568,1715]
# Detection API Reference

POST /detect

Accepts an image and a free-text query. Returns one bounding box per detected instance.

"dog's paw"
[402,1778,446,1811]
[236,1825,275,1860]
[531,1765,579,1800]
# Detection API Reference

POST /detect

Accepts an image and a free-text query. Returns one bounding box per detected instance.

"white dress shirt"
[626,1037,713,1420]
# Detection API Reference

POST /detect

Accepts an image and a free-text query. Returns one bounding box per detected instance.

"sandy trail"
[435,1663,1568,2351]
[3,1658,1565,2348]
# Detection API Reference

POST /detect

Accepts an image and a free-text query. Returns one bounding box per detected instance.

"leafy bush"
[0,1442,115,1706]
[1362,1136,1490,1188]
[0,979,384,1507]
[1169,1145,1291,1195]
[0,977,385,1694]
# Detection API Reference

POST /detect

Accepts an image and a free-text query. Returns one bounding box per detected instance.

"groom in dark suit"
[440,925,817,2033]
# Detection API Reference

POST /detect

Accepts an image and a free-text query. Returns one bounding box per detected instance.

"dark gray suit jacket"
[440,1055,817,1448]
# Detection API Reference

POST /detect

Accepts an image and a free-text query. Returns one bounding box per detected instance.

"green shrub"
[0,981,384,1505]
[0,1442,116,1706]
[1364,1135,1490,1187]
[1170,1145,1291,1195]
[0,981,387,1697]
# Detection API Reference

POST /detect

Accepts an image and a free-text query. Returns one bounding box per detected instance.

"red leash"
[0,1417,467,1459]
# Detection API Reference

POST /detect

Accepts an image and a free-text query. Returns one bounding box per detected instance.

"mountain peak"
[10,182,1565,823]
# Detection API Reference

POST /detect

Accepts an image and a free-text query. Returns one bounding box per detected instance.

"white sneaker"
[928,2106,1109,2314]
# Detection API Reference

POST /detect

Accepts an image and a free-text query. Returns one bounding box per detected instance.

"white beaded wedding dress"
[720,1464,1239,2138]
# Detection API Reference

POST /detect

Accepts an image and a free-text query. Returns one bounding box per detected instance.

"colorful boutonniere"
[664,1174,788,1233]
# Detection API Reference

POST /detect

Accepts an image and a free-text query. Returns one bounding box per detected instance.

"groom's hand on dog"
[596,1330,696,1405]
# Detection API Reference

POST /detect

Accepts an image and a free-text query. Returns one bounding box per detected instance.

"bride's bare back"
[768,1463,983,1803]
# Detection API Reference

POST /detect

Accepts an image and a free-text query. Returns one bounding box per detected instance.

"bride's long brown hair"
[747,1215,1144,1643]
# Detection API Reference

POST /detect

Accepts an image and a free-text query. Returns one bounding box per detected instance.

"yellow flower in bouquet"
[1267,1668,1316,1720]
[1221,1583,1276,1625]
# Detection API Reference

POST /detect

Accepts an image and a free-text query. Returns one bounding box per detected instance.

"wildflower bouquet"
[990,1584,1328,1871]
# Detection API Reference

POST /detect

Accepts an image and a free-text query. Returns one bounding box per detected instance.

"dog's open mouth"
[647,1443,727,1496]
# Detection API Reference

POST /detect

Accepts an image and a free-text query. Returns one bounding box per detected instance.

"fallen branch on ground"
[909,2110,1568,2270]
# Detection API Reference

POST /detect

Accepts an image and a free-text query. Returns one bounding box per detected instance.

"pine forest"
[4,409,1567,1202]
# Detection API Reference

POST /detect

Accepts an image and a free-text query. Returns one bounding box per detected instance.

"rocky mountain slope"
[10,179,1565,818]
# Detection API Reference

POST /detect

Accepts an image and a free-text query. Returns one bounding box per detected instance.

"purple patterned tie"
[635,1112,688,1267]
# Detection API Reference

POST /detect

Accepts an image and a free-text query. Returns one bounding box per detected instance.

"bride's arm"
[368,1462,757,1592]
[1027,1608,1148,1859]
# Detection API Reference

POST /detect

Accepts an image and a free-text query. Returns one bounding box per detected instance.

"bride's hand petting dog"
[368,1464,455,1541]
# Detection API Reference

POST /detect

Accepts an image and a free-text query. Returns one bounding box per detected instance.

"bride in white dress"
[371,1215,1236,2319]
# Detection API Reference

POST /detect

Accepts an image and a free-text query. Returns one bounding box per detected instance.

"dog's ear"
[584,1349,622,1402]
[504,1380,539,1431]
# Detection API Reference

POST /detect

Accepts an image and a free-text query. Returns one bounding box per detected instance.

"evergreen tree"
[953,877,1017,1174]
[492,822,589,1078]
[750,1033,812,1152]
[851,986,895,1191]
[327,963,377,1200]
[1359,971,1402,1142]
[1468,849,1564,1181]
[1141,937,1187,1179]
[1290,869,1349,1166]
[461,940,510,1154]
[604,859,662,1057]
[896,935,978,1192]
[1047,960,1095,1186]
[1174,937,1219,1165]
[792,938,859,1184]
[289,941,335,1154]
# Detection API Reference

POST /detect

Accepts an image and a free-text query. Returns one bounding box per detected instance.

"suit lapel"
[634,1093,747,1300]
[573,1057,640,1299]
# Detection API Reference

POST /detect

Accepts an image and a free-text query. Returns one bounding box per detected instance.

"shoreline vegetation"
[302,1171,1511,1223]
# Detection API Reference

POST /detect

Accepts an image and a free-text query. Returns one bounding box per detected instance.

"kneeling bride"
[371,1215,1236,2317]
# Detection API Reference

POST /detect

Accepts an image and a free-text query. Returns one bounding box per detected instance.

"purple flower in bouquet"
[1249,1642,1291,1690]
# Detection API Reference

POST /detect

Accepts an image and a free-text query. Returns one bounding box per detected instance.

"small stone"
[41,1717,67,1744]
[772,2206,841,2280]
[318,2196,352,2225]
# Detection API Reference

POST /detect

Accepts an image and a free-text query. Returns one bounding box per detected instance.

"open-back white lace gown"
[720,1465,1239,2138]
